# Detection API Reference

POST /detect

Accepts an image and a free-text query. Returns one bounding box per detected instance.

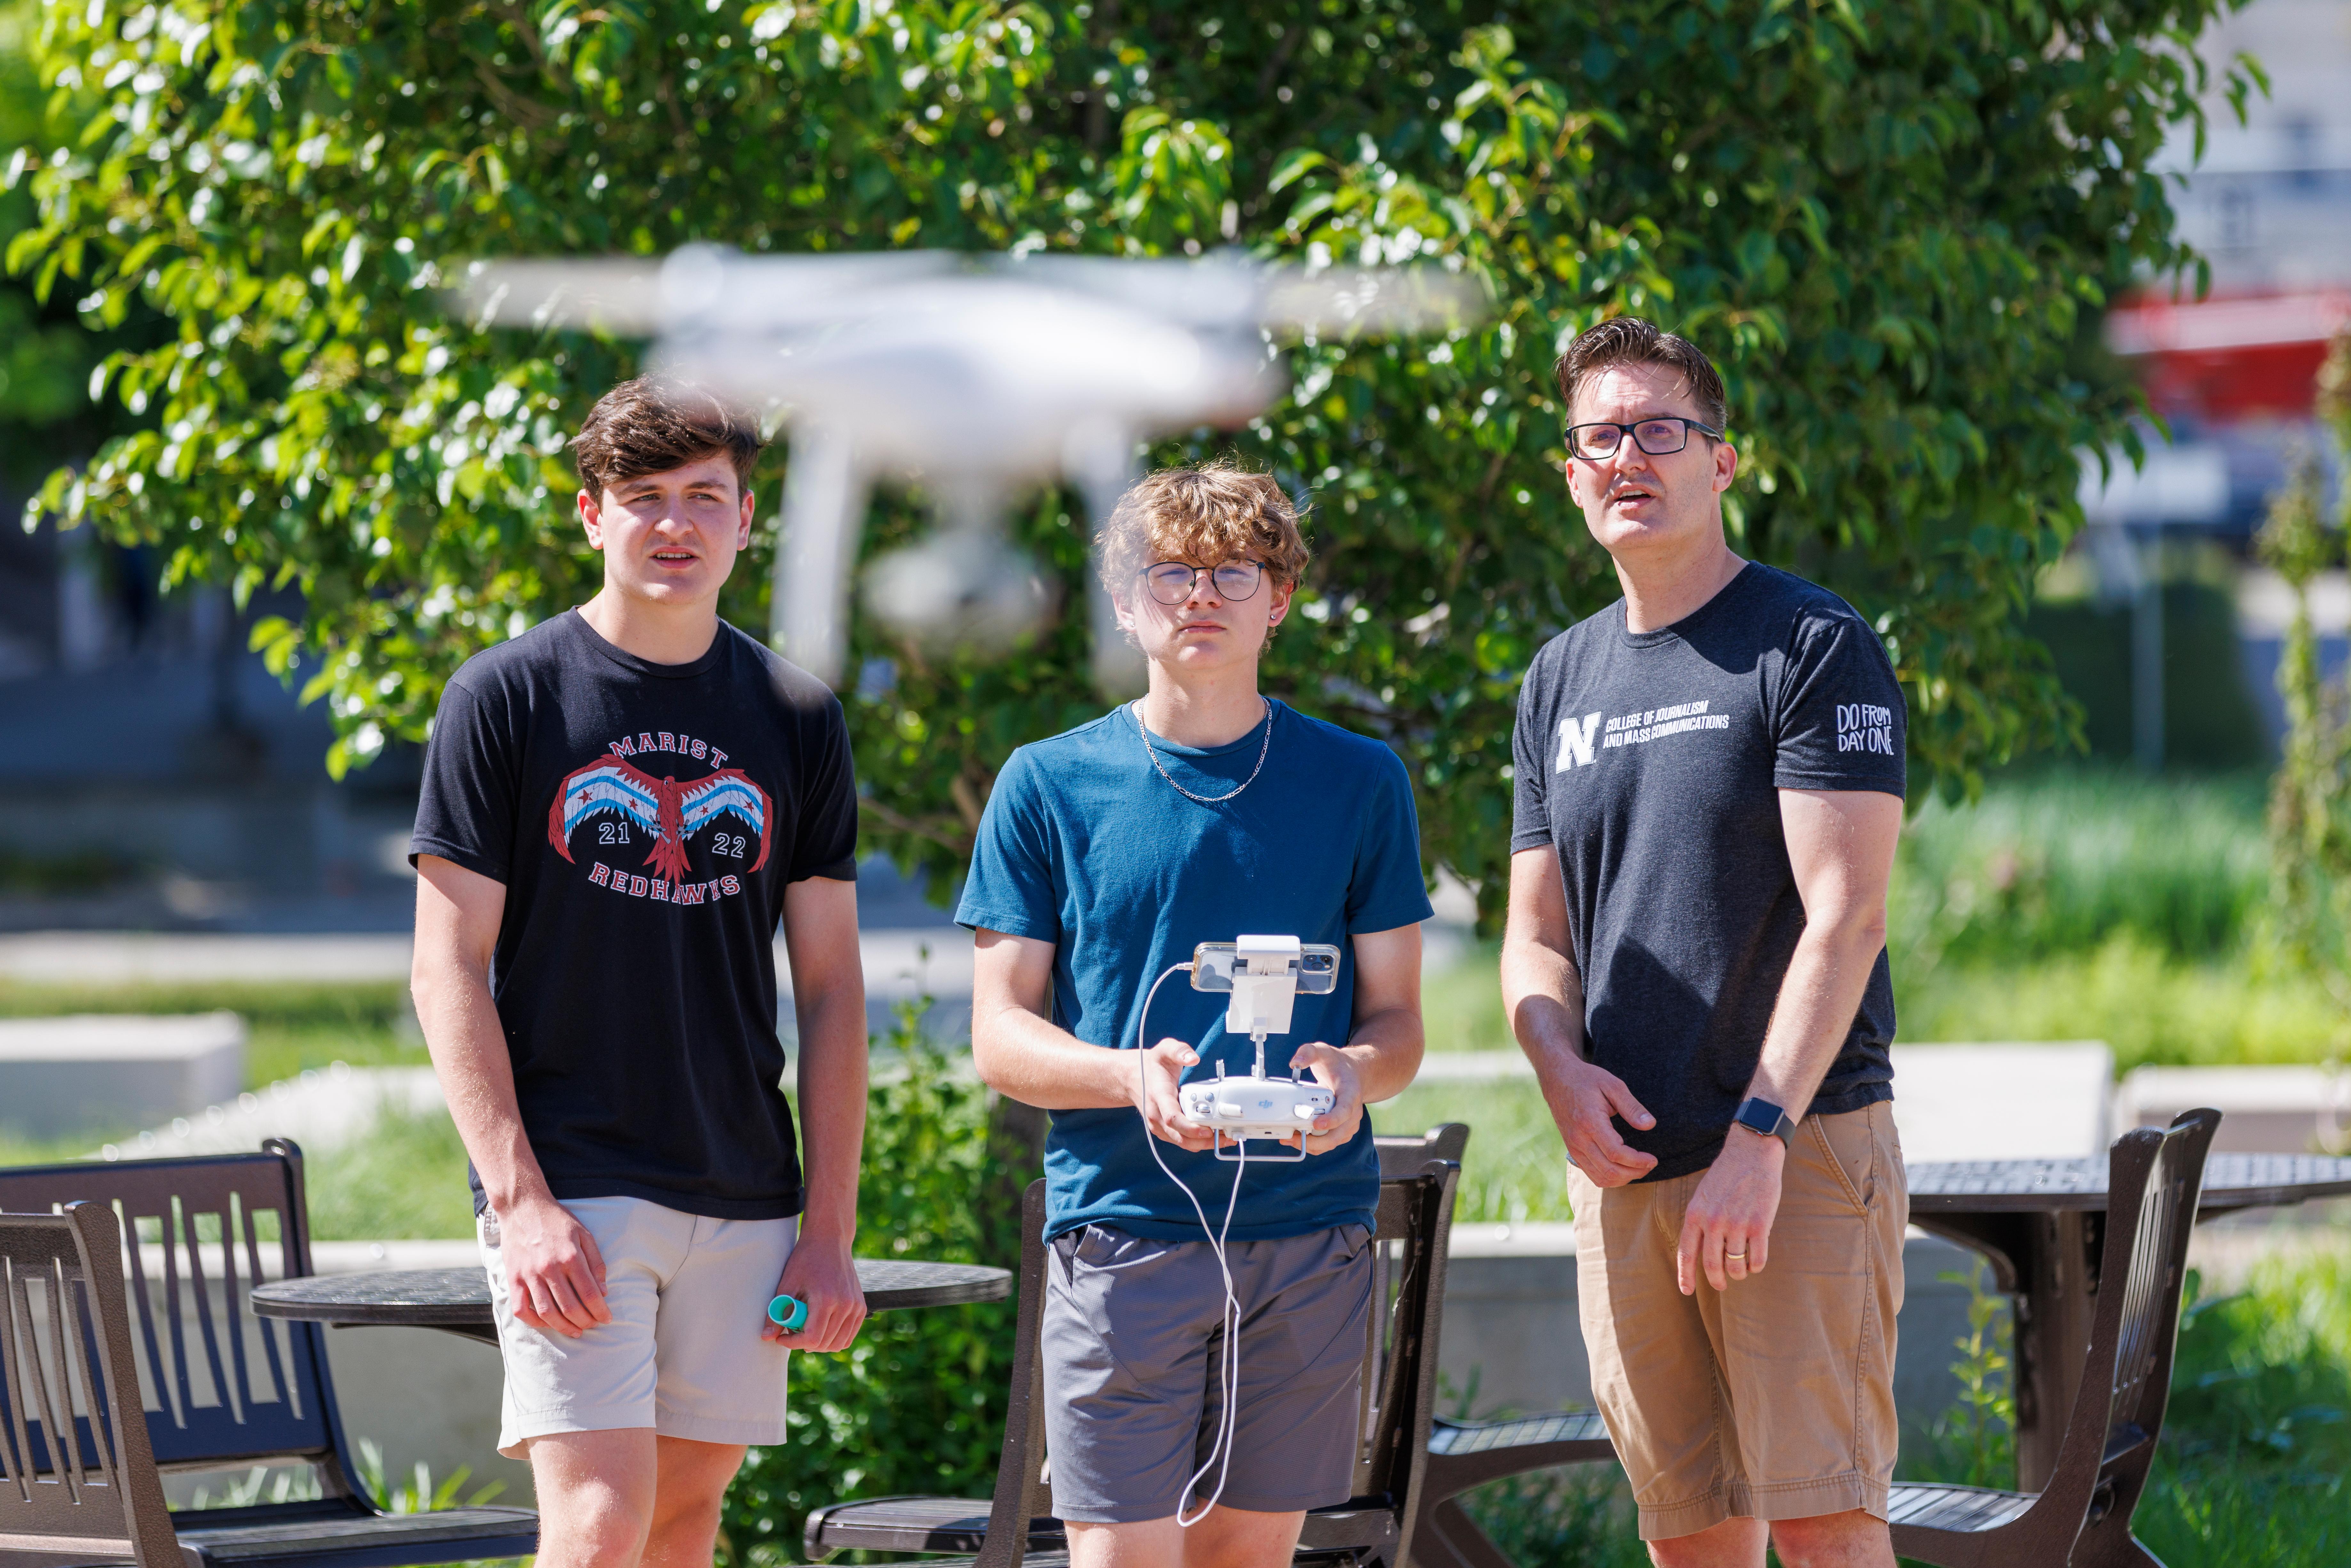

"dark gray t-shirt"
[1510,563,1906,1181]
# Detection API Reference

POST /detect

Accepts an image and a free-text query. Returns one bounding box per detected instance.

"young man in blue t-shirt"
[958,462,1432,1568]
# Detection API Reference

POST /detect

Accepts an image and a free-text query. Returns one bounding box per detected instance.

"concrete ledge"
[0,1012,244,1138]
[2121,1063,2351,1154]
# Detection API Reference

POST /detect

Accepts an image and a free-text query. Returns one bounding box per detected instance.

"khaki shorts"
[480,1195,797,1457]
[1567,1102,1905,1541]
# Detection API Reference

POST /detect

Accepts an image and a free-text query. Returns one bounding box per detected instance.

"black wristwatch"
[1732,1096,1794,1148]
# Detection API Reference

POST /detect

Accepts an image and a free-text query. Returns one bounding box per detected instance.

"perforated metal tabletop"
[252,1257,1010,1340]
[1908,1151,2351,1213]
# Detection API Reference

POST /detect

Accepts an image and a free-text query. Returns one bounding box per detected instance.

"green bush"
[2157,1255,2351,1479]
[1458,1467,1647,1568]
[721,1007,1021,1567]
[1888,768,2271,971]
[1897,1263,2016,1492]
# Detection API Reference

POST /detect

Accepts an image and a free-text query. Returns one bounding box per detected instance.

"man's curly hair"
[1096,459,1311,597]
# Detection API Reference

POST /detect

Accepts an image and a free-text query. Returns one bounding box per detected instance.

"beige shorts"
[479,1195,797,1457]
[1567,1102,1905,1541]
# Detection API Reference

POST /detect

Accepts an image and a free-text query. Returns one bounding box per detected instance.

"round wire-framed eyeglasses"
[1139,560,1266,605]
[1564,416,1723,461]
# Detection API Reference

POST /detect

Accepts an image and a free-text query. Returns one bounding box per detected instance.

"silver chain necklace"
[1130,698,1274,805]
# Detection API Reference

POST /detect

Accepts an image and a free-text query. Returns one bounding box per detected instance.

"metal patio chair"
[1886,1106,2221,1568]
[1374,1122,1617,1568]
[0,1141,536,1568]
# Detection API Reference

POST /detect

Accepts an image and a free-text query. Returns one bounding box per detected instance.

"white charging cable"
[1136,961,1247,1527]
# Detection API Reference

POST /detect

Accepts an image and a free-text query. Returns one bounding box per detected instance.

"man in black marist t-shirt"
[1501,321,1909,1568]
[410,377,869,1568]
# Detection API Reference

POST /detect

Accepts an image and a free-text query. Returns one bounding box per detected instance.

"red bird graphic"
[548,757,772,884]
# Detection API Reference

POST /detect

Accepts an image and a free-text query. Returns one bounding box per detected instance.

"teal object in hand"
[767,1294,809,1332]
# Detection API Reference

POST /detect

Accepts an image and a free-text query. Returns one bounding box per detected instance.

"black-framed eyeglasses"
[1139,559,1266,605]
[1564,416,1723,462]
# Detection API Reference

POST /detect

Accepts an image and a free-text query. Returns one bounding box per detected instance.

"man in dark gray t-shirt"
[1500,320,1909,1568]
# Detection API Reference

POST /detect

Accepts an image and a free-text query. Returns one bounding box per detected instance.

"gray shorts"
[1041,1222,1373,1523]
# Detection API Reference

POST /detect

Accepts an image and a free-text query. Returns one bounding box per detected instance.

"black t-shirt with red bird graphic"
[411,609,859,1220]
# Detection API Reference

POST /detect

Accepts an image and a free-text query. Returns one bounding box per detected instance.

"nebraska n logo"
[1555,712,1601,772]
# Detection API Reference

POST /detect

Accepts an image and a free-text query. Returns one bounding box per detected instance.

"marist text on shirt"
[607,728,733,767]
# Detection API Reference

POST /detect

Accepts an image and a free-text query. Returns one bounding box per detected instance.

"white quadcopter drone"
[456,247,1480,694]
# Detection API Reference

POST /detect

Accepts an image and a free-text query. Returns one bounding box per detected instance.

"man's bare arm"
[1675,788,1904,1295]
[774,875,870,1353]
[412,855,610,1338]
[1744,789,1904,1116]
[1501,845,1658,1185]
[1289,922,1423,1153]
[969,929,1219,1150]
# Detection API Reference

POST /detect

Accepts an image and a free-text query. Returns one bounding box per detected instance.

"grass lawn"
[1891,766,2343,1068]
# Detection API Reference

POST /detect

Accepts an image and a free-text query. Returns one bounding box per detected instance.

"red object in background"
[2105,289,2351,421]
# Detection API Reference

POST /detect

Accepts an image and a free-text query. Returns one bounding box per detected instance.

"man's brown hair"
[572,376,765,498]
[1553,317,1729,434]
[1095,459,1312,598]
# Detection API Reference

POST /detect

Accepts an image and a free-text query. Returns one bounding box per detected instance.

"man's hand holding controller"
[1282,1041,1362,1154]
[1136,1038,1221,1152]
[1144,1041,1358,1157]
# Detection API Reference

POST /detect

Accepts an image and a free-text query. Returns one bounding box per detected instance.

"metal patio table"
[1907,1150,2351,1490]
[252,1257,1011,1346]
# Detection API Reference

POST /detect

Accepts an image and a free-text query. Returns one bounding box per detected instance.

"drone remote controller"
[1176,935,1342,1160]
[1177,1067,1336,1146]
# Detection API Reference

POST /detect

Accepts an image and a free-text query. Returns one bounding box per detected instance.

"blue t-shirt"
[956,699,1435,1242]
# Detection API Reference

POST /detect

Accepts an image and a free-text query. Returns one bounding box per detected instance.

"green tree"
[6,0,2256,919]
[2258,334,2351,1041]
[0,0,122,487]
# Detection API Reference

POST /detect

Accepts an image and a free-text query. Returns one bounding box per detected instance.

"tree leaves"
[5,0,2253,923]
